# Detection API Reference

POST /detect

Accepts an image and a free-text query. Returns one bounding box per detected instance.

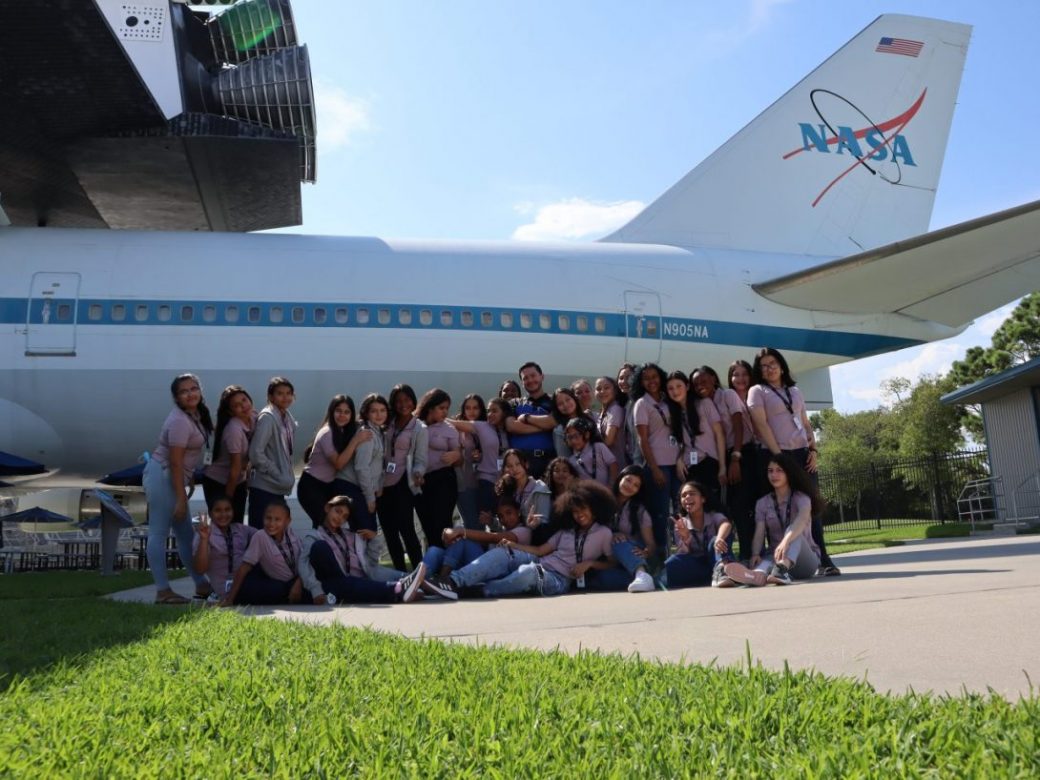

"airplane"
[2,11,1039,481]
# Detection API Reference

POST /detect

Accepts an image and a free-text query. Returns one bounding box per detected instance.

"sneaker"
[627,570,655,593]
[711,560,737,589]
[767,563,793,586]
[421,574,459,601]
[817,564,842,577]
[398,562,426,603]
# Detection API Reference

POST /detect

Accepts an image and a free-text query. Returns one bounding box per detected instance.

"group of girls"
[143,345,839,605]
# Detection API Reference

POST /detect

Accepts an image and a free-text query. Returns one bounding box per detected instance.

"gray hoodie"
[248,405,297,494]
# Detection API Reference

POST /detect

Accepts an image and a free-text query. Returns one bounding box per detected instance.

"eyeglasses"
[177,386,201,395]
[760,362,781,371]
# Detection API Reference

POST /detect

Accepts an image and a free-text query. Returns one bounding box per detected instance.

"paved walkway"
[109,535,1040,699]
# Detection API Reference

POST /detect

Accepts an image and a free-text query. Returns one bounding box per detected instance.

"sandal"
[154,591,190,605]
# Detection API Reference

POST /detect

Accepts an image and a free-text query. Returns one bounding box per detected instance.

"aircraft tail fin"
[753,199,1040,328]
[602,14,972,257]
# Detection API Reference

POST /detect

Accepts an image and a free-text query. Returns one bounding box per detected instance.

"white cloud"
[313,79,371,150]
[975,301,1018,339]
[511,198,645,241]
[701,0,793,56]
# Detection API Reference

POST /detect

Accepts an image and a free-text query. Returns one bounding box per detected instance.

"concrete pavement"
[109,534,1040,699]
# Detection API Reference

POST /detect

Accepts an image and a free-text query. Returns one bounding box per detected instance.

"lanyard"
[613,501,633,533]
[574,528,589,563]
[391,418,412,453]
[274,533,297,574]
[575,445,598,479]
[767,384,794,415]
[652,400,670,428]
[496,427,509,456]
[188,414,211,449]
[221,525,235,579]
[278,411,294,458]
[322,526,350,567]
[771,493,794,530]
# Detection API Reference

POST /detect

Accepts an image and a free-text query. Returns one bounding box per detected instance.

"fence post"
[871,462,881,530]
[931,452,944,522]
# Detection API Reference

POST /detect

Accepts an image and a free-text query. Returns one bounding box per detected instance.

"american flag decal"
[876,37,924,57]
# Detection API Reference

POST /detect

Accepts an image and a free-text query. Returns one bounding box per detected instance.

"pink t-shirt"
[754,491,819,554]
[747,384,810,451]
[385,417,419,487]
[541,523,613,579]
[633,395,678,466]
[732,392,755,447]
[242,528,302,582]
[614,500,652,538]
[691,397,722,461]
[203,415,253,485]
[152,407,208,485]
[471,421,509,482]
[675,511,728,556]
[193,523,256,587]
[302,426,339,483]
[318,526,364,578]
[568,442,616,486]
[424,421,460,474]
[712,388,745,450]
[505,525,533,546]
[456,430,478,491]
[598,402,628,468]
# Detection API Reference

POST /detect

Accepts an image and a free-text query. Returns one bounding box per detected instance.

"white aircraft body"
[2,14,1039,479]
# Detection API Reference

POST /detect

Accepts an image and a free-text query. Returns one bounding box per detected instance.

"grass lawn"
[825,522,976,555]
[1,575,1038,776]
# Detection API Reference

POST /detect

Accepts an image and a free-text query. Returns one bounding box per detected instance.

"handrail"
[1010,471,1040,522]
[956,476,1003,531]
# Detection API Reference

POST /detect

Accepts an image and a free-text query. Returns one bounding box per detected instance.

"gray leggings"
[755,535,819,580]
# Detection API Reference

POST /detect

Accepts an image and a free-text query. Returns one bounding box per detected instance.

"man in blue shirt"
[509,361,556,478]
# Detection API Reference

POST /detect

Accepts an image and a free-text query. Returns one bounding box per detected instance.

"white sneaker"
[627,570,655,593]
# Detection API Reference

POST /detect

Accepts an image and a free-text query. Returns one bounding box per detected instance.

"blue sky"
[279,1,1040,412]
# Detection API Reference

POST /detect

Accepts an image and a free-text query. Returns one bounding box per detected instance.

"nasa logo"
[796,124,916,166]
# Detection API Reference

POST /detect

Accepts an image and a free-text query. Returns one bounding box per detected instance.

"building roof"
[941,355,1040,405]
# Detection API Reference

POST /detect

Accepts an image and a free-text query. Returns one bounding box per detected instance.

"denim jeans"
[422,538,485,575]
[456,487,481,530]
[310,540,397,603]
[643,464,681,550]
[143,460,206,592]
[450,547,570,597]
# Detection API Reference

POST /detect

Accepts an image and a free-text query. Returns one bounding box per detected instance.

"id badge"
[575,575,586,589]
[202,448,213,466]
[496,458,504,472]
[687,450,699,466]
[793,414,805,432]
[668,435,678,448]
[224,578,233,594]
[326,592,338,606]
[385,461,397,475]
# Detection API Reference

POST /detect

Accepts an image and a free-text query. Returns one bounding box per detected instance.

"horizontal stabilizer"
[753,199,1040,327]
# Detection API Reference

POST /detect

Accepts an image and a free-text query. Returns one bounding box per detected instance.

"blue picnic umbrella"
[0,506,75,548]
[97,462,146,487]
[0,450,47,477]
[79,489,137,575]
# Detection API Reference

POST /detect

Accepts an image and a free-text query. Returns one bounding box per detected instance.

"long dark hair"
[552,481,616,531]
[170,373,214,436]
[494,448,529,497]
[388,383,418,422]
[612,465,650,533]
[629,363,666,403]
[752,347,796,387]
[692,365,722,391]
[416,388,451,422]
[677,479,725,516]
[595,375,628,419]
[545,457,580,499]
[487,397,515,428]
[359,393,390,430]
[304,394,358,463]
[550,387,582,426]
[665,370,701,441]
[212,385,252,461]
[766,452,824,516]
[455,393,487,422]
[727,359,753,391]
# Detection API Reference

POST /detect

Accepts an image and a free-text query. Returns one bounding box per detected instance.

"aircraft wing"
[753,199,1040,327]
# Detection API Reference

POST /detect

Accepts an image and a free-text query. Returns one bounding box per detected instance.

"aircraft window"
[88,304,103,321]
[270,306,284,324]
[226,305,239,323]
[292,307,305,324]
[335,307,348,324]
[378,308,390,325]
[440,310,453,326]
[57,304,72,321]
[314,307,327,324]
[420,310,432,326]
[357,307,370,324]
[158,305,172,322]
[558,314,570,331]
[520,312,532,329]
[646,319,658,337]
[576,315,588,332]
[481,311,493,328]
[111,304,126,322]
[180,305,194,322]
[398,308,412,325]
[594,316,606,333]
[538,313,551,330]
[248,306,261,323]
[202,305,216,323]
[461,310,473,327]
[135,304,149,322]
[500,312,513,328]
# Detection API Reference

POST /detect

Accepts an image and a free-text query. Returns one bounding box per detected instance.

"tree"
[990,293,1040,364]
[815,407,897,521]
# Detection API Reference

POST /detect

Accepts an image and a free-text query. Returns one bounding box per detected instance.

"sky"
[276,1,1040,413]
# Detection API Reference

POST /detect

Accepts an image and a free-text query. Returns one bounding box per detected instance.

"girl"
[617,362,640,466]
[143,373,214,604]
[530,457,579,545]
[749,453,823,584]
[662,481,735,589]
[631,362,679,549]
[413,388,463,550]
[377,384,428,572]
[748,347,839,576]
[201,385,256,524]
[725,359,758,560]
[586,465,657,593]
[334,393,389,533]
[454,394,487,531]
[571,378,595,414]
[495,449,552,527]
[594,375,628,469]
[550,386,595,457]
[221,499,305,606]
[498,379,522,402]
[666,370,726,494]
[422,495,532,580]
[564,418,617,487]
[298,395,371,528]
[192,495,256,601]
[247,376,297,529]
[297,495,423,604]
[419,481,616,600]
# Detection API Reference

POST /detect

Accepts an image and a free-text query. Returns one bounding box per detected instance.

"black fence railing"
[817,449,989,529]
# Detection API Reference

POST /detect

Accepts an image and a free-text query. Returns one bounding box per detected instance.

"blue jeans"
[662,552,714,589]
[450,547,571,597]
[143,460,206,592]
[643,464,681,549]
[310,540,397,603]
[456,487,481,530]
[422,538,485,575]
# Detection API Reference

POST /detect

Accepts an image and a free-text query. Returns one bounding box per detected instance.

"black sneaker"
[767,563,793,586]
[421,574,459,601]
[398,562,426,602]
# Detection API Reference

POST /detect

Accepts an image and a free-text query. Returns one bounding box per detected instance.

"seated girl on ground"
[748,453,823,585]
[586,465,658,593]
[421,495,532,580]
[565,417,617,487]
[192,495,256,602]
[661,481,734,589]
[297,495,423,605]
[417,480,615,600]
[221,499,305,606]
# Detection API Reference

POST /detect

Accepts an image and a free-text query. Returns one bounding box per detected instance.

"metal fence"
[817,449,990,529]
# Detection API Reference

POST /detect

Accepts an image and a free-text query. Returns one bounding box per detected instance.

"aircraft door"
[623,290,662,364]
[26,272,81,356]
